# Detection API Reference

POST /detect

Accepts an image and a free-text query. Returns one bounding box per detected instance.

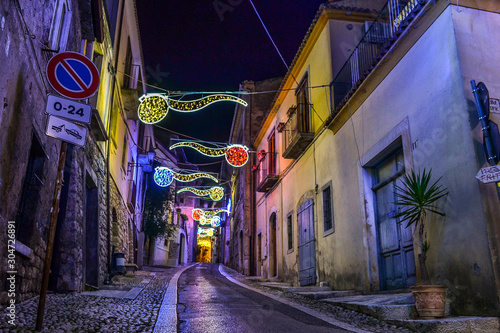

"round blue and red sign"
[47,52,100,100]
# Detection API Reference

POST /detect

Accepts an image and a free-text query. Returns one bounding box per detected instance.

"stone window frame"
[357,117,413,291]
[48,0,72,52]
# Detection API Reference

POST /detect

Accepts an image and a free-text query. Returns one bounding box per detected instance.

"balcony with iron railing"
[279,104,315,159]
[255,151,279,192]
[330,0,428,115]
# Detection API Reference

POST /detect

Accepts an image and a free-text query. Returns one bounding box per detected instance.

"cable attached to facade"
[14,0,49,95]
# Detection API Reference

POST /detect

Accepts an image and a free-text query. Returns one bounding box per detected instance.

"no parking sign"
[46,52,100,100]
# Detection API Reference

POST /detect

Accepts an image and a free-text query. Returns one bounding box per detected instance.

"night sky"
[136,1,325,168]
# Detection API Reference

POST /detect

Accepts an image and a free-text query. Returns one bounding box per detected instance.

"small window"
[287,212,293,251]
[121,134,129,171]
[16,134,47,246]
[322,183,334,234]
[123,37,133,88]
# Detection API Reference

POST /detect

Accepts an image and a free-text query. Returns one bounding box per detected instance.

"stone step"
[286,286,332,292]
[321,293,416,320]
[257,282,292,290]
[295,290,361,300]
[386,317,500,333]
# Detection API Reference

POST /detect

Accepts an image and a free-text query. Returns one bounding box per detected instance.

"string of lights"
[177,186,224,201]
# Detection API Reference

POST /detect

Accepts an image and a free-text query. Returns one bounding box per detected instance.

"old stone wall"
[110,178,132,264]
[0,0,85,306]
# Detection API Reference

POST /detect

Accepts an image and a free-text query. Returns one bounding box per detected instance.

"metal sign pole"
[35,141,67,331]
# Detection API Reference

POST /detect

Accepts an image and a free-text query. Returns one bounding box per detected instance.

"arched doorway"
[269,213,277,277]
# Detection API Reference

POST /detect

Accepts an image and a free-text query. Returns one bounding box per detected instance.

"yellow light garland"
[138,94,170,124]
[172,172,218,184]
[170,142,227,156]
[137,93,248,124]
[166,94,247,112]
[177,186,224,201]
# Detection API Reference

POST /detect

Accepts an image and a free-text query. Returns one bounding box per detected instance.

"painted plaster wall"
[452,6,500,314]
[255,22,335,281]
[330,6,497,315]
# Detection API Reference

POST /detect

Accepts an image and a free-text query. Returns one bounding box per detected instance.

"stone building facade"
[222,77,283,275]
[0,0,150,307]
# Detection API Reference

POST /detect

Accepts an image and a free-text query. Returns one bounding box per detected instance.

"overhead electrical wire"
[119,69,329,96]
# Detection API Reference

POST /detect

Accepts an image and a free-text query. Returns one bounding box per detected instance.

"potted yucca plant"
[394,168,448,319]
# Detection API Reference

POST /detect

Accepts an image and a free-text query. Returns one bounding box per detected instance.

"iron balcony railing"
[331,0,427,113]
[255,152,279,192]
[280,103,315,159]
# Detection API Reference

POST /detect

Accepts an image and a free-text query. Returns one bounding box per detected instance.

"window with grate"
[322,184,334,233]
[287,212,293,251]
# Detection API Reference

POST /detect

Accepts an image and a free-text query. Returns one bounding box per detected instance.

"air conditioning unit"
[363,21,388,44]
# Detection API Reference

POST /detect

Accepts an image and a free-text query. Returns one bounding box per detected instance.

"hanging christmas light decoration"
[167,94,247,112]
[192,208,229,225]
[153,167,218,187]
[197,227,214,237]
[198,216,212,226]
[137,93,248,124]
[170,142,249,167]
[192,208,203,221]
[137,94,170,124]
[177,186,224,201]
[211,216,221,227]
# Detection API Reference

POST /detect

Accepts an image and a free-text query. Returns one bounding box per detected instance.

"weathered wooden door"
[298,199,316,286]
[373,150,416,290]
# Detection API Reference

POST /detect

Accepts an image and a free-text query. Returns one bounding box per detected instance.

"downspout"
[107,0,126,280]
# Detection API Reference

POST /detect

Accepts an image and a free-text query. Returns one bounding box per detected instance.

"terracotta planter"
[410,285,447,319]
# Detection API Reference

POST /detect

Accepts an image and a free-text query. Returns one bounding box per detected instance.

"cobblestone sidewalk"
[219,265,411,333]
[0,266,182,333]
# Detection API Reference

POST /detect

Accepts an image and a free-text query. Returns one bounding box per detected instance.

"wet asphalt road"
[177,263,349,333]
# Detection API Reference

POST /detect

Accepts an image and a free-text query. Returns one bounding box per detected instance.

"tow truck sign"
[46,115,87,147]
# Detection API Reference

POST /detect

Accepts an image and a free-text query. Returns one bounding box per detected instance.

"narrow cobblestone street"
[0,266,182,332]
